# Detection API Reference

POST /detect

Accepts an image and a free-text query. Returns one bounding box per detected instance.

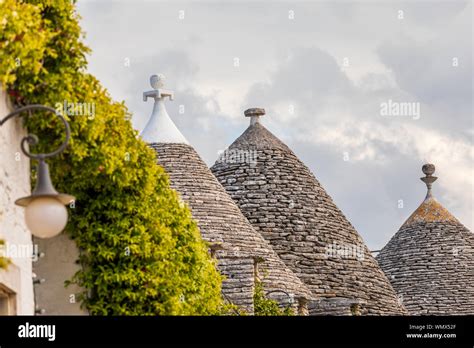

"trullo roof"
[210,108,406,315]
[139,77,312,314]
[376,164,474,315]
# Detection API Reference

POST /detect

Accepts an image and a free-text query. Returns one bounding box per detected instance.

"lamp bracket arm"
[0,104,70,160]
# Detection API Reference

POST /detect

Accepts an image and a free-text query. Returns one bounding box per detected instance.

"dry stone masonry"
[151,143,312,314]
[211,108,406,315]
[140,76,312,314]
[376,164,474,315]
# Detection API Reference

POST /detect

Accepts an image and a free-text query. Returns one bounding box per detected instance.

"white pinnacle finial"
[140,74,188,144]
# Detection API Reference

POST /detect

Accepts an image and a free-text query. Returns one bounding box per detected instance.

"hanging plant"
[0,0,223,315]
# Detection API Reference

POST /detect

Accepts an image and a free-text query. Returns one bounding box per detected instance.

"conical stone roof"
[151,143,312,310]
[376,164,474,315]
[211,108,405,315]
[139,78,312,313]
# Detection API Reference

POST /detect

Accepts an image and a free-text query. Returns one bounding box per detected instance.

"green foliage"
[0,0,52,87]
[0,240,10,269]
[0,0,223,314]
[218,301,247,316]
[253,280,294,316]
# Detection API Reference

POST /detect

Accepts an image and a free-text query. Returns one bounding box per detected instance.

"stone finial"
[244,108,265,126]
[420,163,437,199]
[422,163,435,176]
[140,74,188,144]
[143,73,174,102]
[150,73,165,89]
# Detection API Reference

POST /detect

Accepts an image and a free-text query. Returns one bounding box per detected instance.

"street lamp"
[0,104,75,239]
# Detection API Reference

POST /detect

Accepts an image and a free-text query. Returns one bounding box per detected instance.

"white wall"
[0,86,35,314]
[33,233,87,315]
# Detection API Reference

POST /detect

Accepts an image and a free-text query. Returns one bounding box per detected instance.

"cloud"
[242,40,472,245]
[77,0,473,249]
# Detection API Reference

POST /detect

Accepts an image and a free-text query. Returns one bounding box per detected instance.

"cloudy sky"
[77,0,472,250]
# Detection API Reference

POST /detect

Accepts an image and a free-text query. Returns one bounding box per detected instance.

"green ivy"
[253,280,294,316]
[0,0,223,315]
[0,240,9,269]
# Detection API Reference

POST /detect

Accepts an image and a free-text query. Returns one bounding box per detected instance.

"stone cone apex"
[376,164,474,315]
[142,91,312,313]
[211,108,406,315]
[140,74,188,144]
